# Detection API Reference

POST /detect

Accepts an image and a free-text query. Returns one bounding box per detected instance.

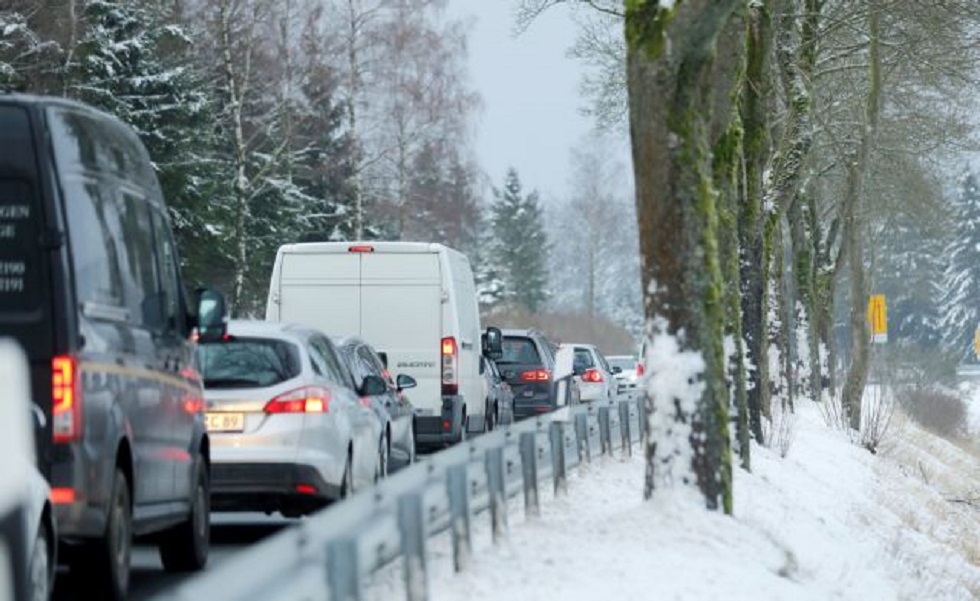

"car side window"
[62,177,126,312]
[312,336,355,388]
[356,346,383,381]
[119,192,163,330]
[307,339,330,377]
[150,209,183,334]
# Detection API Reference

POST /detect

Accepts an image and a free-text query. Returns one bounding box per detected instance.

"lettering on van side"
[0,224,13,239]
[397,361,436,369]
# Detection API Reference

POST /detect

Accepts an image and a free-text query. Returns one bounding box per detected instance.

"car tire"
[69,468,131,601]
[407,421,417,463]
[29,520,52,601]
[340,450,354,499]
[375,434,389,482]
[159,458,210,572]
[485,402,494,432]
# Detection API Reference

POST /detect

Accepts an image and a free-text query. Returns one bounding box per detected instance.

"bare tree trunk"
[219,0,256,313]
[346,0,364,240]
[840,0,882,432]
[738,0,774,445]
[628,0,739,512]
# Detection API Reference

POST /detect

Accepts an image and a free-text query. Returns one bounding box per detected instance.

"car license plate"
[206,412,245,432]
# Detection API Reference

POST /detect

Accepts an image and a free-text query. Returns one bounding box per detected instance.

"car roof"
[223,319,318,341]
[0,92,128,124]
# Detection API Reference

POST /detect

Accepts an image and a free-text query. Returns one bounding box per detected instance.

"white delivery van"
[266,242,501,447]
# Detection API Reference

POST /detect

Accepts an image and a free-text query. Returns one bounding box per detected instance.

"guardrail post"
[549,421,567,495]
[598,406,611,455]
[574,411,590,464]
[636,395,647,443]
[486,446,508,542]
[447,463,471,572]
[398,493,428,601]
[519,431,539,518]
[618,400,632,457]
[327,538,360,601]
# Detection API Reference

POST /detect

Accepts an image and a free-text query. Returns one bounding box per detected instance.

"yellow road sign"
[974,326,980,358]
[868,294,887,343]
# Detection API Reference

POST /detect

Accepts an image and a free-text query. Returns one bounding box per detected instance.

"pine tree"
[940,170,980,357]
[488,168,549,313]
[0,9,54,90]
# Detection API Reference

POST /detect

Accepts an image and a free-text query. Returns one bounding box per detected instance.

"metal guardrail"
[154,390,648,601]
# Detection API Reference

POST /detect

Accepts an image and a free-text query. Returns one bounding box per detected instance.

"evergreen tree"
[0,9,54,90]
[488,168,549,313]
[940,170,980,357]
[876,199,946,349]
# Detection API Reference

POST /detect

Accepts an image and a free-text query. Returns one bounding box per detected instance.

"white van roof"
[277,241,457,256]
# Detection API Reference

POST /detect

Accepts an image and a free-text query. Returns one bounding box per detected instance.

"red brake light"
[348,245,375,253]
[295,484,317,495]
[520,369,551,382]
[51,488,75,504]
[265,386,331,414]
[441,336,458,396]
[582,369,604,383]
[52,356,81,443]
[636,362,645,377]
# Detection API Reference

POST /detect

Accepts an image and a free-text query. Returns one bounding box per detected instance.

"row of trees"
[0,0,483,314]
[522,0,980,512]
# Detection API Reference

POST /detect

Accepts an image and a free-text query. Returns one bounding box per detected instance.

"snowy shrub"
[763,399,796,458]
[819,390,848,431]
[897,386,967,440]
[860,384,895,454]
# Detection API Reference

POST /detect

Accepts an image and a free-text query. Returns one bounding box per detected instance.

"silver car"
[564,343,620,404]
[196,321,386,517]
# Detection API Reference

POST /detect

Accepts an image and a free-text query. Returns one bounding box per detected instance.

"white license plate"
[206,412,245,432]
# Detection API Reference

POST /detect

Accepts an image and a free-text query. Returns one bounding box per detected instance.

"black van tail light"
[441,336,458,396]
[520,369,551,382]
[51,488,75,504]
[52,355,81,443]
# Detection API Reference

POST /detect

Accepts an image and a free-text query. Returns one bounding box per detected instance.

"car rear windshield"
[607,357,635,371]
[0,105,42,316]
[197,337,302,389]
[499,337,541,365]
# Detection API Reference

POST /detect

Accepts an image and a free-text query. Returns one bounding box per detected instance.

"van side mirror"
[396,374,417,391]
[483,327,503,360]
[196,288,228,342]
[360,374,387,397]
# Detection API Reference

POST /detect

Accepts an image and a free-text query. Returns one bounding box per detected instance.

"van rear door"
[278,251,361,335]
[0,102,58,467]
[359,253,442,414]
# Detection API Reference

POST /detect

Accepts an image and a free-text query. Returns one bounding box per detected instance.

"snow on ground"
[365,401,980,600]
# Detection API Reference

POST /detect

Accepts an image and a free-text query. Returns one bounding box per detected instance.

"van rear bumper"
[416,394,465,446]
[49,450,110,540]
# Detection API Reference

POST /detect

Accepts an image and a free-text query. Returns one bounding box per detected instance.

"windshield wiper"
[203,377,262,389]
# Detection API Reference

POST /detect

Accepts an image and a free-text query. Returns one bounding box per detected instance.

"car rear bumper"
[416,394,465,446]
[211,461,341,511]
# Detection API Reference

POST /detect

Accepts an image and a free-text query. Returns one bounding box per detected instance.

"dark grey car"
[494,329,579,419]
[0,94,226,600]
[335,337,418,471]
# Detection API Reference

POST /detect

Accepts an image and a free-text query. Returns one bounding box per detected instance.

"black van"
[0,94,228,600]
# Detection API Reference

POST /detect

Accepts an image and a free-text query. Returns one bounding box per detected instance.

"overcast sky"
[448,1,594,201]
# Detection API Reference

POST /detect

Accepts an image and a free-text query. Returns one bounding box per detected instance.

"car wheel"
[375,434,389,482]
[29,520,51,601]
[484,402,494,432]
[340,450,354,498]
[159,458,210,572]
[69,468,131,601]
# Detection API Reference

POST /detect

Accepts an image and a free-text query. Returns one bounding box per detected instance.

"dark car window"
[574,348,595,371]
[500,336,541,364]
[356,345,389,385]
[119,192,163,330]
[62,177,126,312]
[311,335,354,388]
[197,337,301,388]
[151,210,184,334]
[0,106,42,317]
